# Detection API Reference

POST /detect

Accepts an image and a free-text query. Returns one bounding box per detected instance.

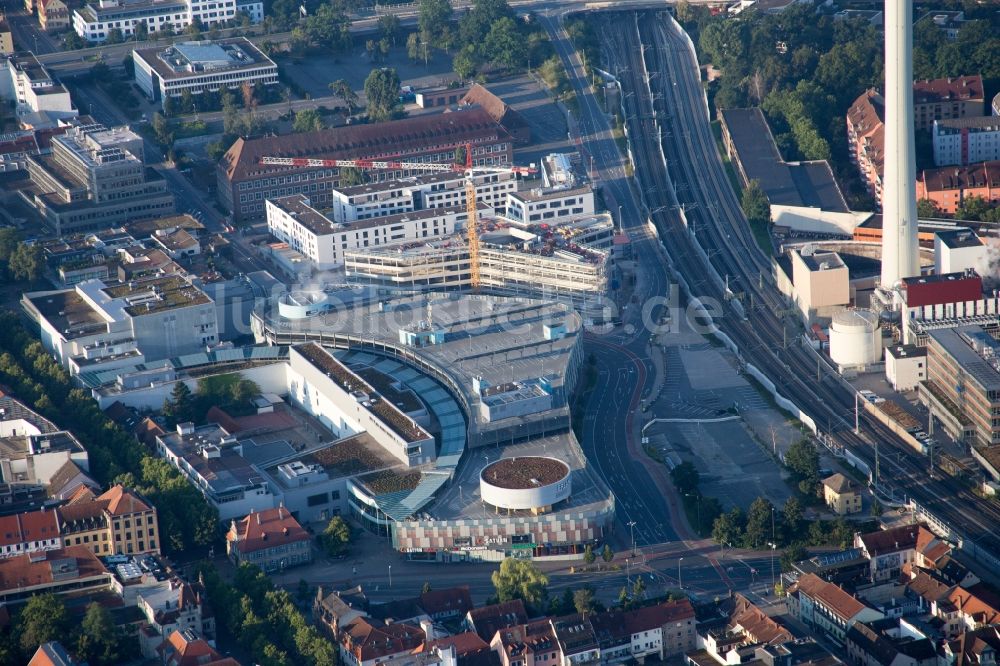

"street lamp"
[768,543,776,590]
[627,520,637,556]
[388,563,392,588]
[677,556,684,589]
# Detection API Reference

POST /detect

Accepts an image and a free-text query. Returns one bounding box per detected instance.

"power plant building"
[924,325,1000,446]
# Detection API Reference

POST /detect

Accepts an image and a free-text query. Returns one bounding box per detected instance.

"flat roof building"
[134,39,278,109]
[0,54,77,130]
[22,274,217,375]
[935,229,985,275]
[72,0,255,44]
[925,326,1000,446]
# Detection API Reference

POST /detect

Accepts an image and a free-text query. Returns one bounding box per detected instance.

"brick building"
[217,108,513,224]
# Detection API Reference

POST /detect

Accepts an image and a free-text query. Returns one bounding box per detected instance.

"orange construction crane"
[259,145,535,291]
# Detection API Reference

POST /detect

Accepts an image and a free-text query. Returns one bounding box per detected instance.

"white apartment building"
[933,117,1000,166]
[133,39,277,109]
[72,0,245,44]
[21,275,217,375]
[266,194,482,271]
[328,170,517,223]
[506,185,595,224]
[0,54,77,129]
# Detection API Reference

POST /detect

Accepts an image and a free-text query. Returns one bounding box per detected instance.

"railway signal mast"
[259,145,536,291]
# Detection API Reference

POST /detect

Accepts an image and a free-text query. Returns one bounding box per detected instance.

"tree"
[785,438,820,494]
[741,179,771,226]
[163,93,177,118]
[329,79,358,116]
[17,593,70,654]
[338,167,368,186]
[484,17,525,70]
[180,88,196,114]
[134,21,148,41]
[364,68,401,122]
[152,112,173,147]
[422,581,432,594]
[632,575,646,599]
[77,602,123,665]
[670,461,700,496]
[491,558,549,613]
[407,33,423,63]
[418,0,453,49]
[0,227,20,277]
[8,243,43,283]
[453,45,478,81]
[293,108,325,133]
[321,516,351,556]
[378,15,401,45]
[917,198,940,218]
[779,542,807,571]
[583,544,595,565]
[712,507,744,546]
[105,28,124,44]
[957,195,991,222]
[63,31,86,50]
[743,497,774,549]
[782,497,803,537]
[163,381,196,425]
[573,587,595,616]
[459,0,512,46]
[601,544,614,565]
[870,499,883,517]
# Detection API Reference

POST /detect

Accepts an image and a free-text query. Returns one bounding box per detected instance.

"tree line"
[0,312,218,554]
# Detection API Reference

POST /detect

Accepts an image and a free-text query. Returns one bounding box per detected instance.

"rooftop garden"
[303,436,389,477]
[358,469,422,495]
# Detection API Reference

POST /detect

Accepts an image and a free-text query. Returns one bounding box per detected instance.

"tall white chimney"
[880,0,919,288]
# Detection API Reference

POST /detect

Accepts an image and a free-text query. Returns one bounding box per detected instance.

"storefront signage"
[511,543,536,550]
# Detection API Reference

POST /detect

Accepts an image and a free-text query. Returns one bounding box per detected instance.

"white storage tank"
[830,309,881,367]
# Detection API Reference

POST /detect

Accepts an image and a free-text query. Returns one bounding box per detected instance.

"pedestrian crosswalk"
[729,386,769,412]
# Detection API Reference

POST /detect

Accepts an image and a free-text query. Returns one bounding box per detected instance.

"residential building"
[845,617,936,666]
[0,19,13,55]
[465,599,528,642]
[719,107,855,236]
[138,577,216,658]
[57,484,160,555]
[916,161,999,215]
[933,117,1000,167]
[72,0,250,44]
[941,627,1000,666]
[133,39,278,109]
[218,108,513,223]
[157,628,240,666]
[23,274,217,375]
[551,614,599,665]
[884,345,927,392]
[24,123,174,234]
[848,77,986,202]
[492,619,560,666]
[315,585,371,639]
[588,600,697,663]
[787,573,885,643]
[38,0,70,31]
[0,508,61,558]
[225,506,312,572]
[0,54,77,129]
[855,524,948,582]
[339,615,425,666]
[0,391,90,489]
[822,473,862,515]
[924,326,1000,446]
[266,194,480,271]
[905,568,1000,638]
[0,545,113,603]
[505,185,595,224]
[919,10,966,41]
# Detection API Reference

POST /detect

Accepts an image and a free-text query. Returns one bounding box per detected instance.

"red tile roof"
[220,108,510,182]
[0,509,59,548]
[919,161,1000,193]
[858,524,924,557]
[423,631,489,656]
[0,546,108,590]
[227,506,309,553]
[98,484,152,515]
[467,599,528,641]
[913,76,984,105]
[342,616,425,662]
[419,586,473,617]
[158,629,239,666]
[730,594,791,645]
[793,573,868,621]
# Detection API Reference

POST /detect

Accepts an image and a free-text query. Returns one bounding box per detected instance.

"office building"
[72,0,249,44]
[25,123,174,234]
[925,325,1000,446]
[218,108,513,223]
[267,194,480,271]
[133,39,277,109]
[0,54,77,129]
[22,274,218,374]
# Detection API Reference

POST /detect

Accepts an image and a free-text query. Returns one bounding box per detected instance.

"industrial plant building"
[133,39,278,109]
[217,108,513,223]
